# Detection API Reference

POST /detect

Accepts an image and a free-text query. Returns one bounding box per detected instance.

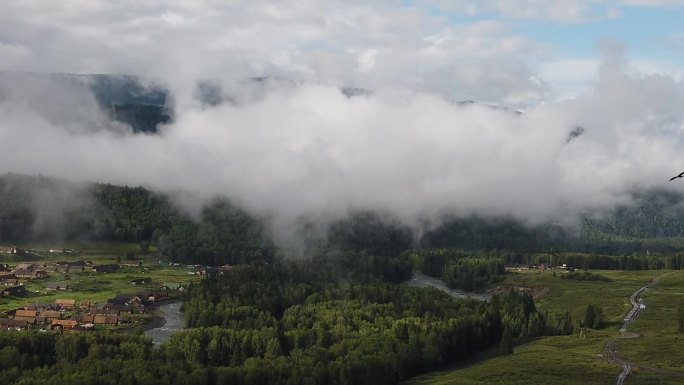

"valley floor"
[404,270,684,385]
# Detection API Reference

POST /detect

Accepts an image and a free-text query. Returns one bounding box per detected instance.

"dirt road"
[608,275,663,385]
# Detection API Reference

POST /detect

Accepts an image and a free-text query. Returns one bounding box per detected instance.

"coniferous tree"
[500,327,513,355]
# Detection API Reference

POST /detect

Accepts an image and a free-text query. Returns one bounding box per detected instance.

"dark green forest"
[0,259,573,385]
[5,173,684,267]
[2,173,684,384]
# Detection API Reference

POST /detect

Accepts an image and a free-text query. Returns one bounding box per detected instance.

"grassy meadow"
[0,241,199,313]
[4,243,684,384]
[404,269,684,385]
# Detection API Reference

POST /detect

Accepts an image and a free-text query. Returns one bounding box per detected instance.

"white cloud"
[1,1,684,243]
[538,59,600,100]
[0,42,32,70]
[1,56,684,236]
[0,1,546,104]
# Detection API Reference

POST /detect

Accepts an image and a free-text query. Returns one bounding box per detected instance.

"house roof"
[51,319,78,327]
[0,318,28,327]
[93,315,118,324]
[42,311,62,319]
[15,309,38,317]
[92,308,118,315]
[55,299,76,305]
[15,263,34,270]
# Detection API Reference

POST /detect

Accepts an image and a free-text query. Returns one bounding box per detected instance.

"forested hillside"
[0,259,572,385]
[4,173,684,266]
[421,191,684,255]
[0,173,272,265]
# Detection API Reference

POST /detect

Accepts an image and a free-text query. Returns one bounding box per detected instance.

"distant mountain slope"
[0,72,171,134]
[2,173,684,259]
[1,72,538,135]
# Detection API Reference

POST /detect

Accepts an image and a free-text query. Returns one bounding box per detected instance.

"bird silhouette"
[669,172,684,181]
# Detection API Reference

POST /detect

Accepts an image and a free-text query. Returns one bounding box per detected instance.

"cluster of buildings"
[505,263,577,273]
[0,255,187,333]
[0,261,124,298]
[0,288,176,333]
[4,261,120,278]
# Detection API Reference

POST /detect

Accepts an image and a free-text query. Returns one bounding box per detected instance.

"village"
[0,245,202,334]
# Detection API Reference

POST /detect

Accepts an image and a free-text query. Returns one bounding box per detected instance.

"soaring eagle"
[669,172,684,181]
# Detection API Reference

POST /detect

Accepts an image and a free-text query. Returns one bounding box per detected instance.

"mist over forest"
[2,55,684,249]
[3,171,684,263]
[3,3,684,384]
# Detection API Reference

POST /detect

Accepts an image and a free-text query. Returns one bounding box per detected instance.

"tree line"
[0,256,577,385]
[5,173,684,268]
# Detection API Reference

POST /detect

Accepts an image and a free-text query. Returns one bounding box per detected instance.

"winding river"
[403,272,491,301]
[144,301,185,345]
[144,272,487,345]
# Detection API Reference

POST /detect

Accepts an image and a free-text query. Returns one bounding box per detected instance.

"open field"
[404,269,684,385]
[617,271,684,376]
[0,265,197,312]
[501,269,661,327]
[404,334,618,385]
[0,241,157,261]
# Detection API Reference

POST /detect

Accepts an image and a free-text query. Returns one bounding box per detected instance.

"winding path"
[607,275,663,385]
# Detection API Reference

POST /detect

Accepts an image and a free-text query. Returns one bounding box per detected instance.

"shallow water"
[144,301,185,344]
[403,272,491,301]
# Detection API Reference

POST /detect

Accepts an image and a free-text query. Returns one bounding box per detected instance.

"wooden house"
[13,269,33,279]
[14,263,34,271]
[93,315,118,325]
[15,309,38,318]
[50,319,78,332]
[0,318,29,330]
[0,276,19,286]
[13,316,36,324]
[92,308,119,316]
[55,299,76,310]
[46,283,70,291]
[42,311,63,321]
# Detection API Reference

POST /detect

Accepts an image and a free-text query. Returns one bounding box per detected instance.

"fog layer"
[1,51,683,238]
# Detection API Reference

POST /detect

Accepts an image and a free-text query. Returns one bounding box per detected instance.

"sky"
[1,1,683,103]
[1,1,684,240]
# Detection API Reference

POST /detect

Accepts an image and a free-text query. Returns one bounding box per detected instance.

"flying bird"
[669,172,684,181]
